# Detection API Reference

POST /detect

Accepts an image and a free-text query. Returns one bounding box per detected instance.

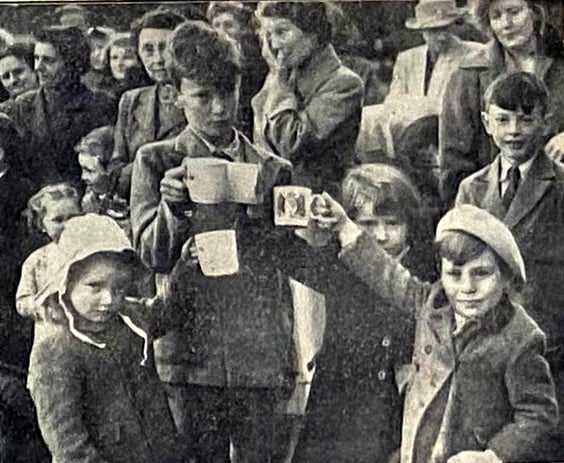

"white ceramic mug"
[194,229,239,277]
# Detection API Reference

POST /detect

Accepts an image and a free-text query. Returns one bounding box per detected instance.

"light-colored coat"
[110,84,186,196]
[387,39,483,105]
[339,232,558,463]
[252,44,363,195]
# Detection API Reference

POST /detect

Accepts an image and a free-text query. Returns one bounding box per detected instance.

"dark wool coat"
[340,232,558,463]
[130,128,296,389]
[11,84,116,186]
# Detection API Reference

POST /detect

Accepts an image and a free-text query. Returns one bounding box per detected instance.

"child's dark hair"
[25,182,80,232]
[74,126,114,170]
[483,71,549,116]
[169,20,241,92]
[436,231,510,279]
[342,163,422,241]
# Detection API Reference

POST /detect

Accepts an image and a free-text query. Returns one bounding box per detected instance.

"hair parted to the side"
[342,163,423,241]
[255,1,332,46]
[74,126,114,169]
[168,20,241,92]
[130,8,186,48]
[482,71,549,114]
[25,182,80,232]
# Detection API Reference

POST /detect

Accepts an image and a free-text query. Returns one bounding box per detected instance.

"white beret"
[436,205,526,286]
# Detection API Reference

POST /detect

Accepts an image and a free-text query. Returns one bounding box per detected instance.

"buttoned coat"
[439,41,564,204]
[110,84,186,196]
[339,232,558,463]
[130,128,295,389]
[252,44,363,196]
[456,153,564,345]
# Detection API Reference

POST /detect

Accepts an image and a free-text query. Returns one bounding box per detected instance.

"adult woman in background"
[252,1,363,197]
[439,0,564,205]
[12,26,115,187]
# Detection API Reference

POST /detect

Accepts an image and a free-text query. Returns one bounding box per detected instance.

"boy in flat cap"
[456,72,564,454]
[310,197,558,463]
[130,20,293,463]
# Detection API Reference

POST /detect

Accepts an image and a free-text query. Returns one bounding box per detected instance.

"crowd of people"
[1,1,564,462]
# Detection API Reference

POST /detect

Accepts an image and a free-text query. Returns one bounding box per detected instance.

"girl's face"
[67,255,131,324]
[354,210,408,258]
[488,0,535,51]
[259,17,318,69]
[109,45,139,81]
[441,249,505,321]
[41,197,80,240]
[211,12,244,41]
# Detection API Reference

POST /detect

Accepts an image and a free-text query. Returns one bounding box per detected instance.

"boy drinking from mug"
[456,73,564,454]
[130,20,293,463]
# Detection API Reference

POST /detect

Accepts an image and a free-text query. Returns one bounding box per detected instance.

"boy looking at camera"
[456,72,564,455]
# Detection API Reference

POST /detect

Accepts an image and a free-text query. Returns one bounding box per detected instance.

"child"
[130,20,293,463]
[292,163,434,463]
[27,214,179,463]
[16,183,81,337]
[75,126,129,230]
[455,72,564,453]
[313,197,559,463]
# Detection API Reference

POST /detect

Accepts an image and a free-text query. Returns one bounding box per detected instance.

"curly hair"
[25,182,80,232]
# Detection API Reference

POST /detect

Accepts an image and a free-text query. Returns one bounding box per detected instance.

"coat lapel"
[504,154,555,229]
[132,85,157,143]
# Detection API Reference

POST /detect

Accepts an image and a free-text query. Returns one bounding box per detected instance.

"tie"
[502,165,521,209]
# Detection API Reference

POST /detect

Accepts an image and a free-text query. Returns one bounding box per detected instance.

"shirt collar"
[189,127,241,161]
[499,152,537,183]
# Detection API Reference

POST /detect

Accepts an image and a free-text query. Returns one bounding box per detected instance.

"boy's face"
[79,152,107,189]
[178,77,239,143]
[67,255,131,324]
[41,197,80,240]
[354,210,408,258]
[482,104,548,164]
[138,27,172,83]
[441,249,505,321]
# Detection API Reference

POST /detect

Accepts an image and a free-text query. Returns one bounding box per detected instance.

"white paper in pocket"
[194,229,239,277]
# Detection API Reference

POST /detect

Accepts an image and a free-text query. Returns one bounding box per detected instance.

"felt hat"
[435,205,526,287]
[405,0,463,30]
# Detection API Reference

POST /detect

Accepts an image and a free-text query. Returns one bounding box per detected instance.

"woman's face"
[259,17,318,69]
[109,44,139,81]
[488,0,535,51]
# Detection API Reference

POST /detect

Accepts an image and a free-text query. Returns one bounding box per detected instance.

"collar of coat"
[293,43,342,98]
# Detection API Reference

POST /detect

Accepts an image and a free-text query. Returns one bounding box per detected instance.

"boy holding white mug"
[130,20,293,463]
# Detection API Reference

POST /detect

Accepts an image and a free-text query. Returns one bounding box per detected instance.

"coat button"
[377,370,387,381]
[424,344,432,354]
[382,336,391,347]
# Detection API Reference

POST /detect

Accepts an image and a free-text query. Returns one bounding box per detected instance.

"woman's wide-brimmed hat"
[405,0,463,30]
